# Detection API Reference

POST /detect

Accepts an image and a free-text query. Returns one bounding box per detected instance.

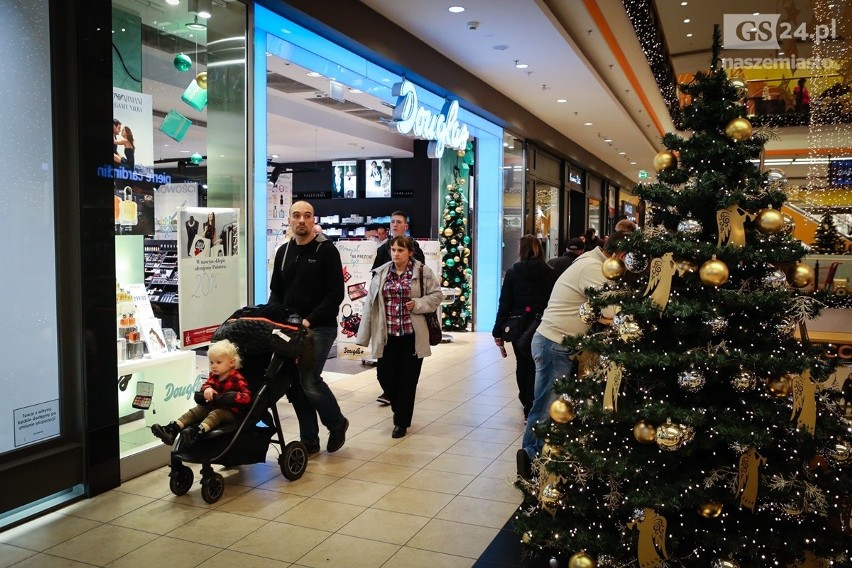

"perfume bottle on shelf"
[119,186,137,225]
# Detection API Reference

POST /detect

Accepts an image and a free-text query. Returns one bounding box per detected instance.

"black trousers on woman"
[511,341,535,419]
[377,334,423,428]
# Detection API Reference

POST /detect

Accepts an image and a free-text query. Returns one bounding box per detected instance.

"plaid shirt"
[201,369,251,413]
[382,262,415,337]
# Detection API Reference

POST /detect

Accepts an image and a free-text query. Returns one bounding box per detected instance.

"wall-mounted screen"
[332,160,357,199]
[365,158,392,198]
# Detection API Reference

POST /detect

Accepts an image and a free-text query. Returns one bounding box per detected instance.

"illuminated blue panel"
[253,31,269,303]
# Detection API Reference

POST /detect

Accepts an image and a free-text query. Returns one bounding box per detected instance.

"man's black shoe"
[303,442,321,455]
[391,426,407,438]
[327,418,349,452]
[376,393,391,405]
[516,449,532,480]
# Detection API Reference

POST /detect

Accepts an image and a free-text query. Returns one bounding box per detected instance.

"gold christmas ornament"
[699,257,729,286]
[522,531,532,544]
[677,259,697,273]
[633,420,657,444]
[456,149,466,157]
[787,263,814,288]
[755,207,785,235]
[830,438,851,462]
[195,71,207,89]
[712,560,740,568]
[447,184,455,191]
[732,369,757,391]
[767,375,792,397]
[737,446,766,511]
[542,442,563,458]
[653,150,677,172]
[655,418,694,451]
[699,501,724,518]
[568,551,597,568]
[549,398,575,423]
[725,117,753,141]
[601,256,626,280]
[443,228,454,237]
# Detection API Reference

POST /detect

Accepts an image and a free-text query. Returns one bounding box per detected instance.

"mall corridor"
[0,333,527,568]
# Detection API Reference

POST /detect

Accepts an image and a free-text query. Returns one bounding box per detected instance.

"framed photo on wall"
[332,160,357,199]
[365,158,391,198]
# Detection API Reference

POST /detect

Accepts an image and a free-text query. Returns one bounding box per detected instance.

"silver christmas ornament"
[677,217,703,236]
[579,302,597,324]
[706,316,728,335]
[618,318,642,341]
[732,369,757,392]
[765,168,788,190]
[763,270,787,288]
[729,78,748,99]
[776,318,796,336]
[625,252,649,273]
[678,369,706,391]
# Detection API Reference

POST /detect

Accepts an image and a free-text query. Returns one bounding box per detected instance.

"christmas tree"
[514,28,850,567]
[813,211,841,254]
[439,147,474,331]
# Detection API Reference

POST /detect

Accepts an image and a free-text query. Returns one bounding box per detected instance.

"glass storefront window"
[501,133,524,276]
[535,183,560,260]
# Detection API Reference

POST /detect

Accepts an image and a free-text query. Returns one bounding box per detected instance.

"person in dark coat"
[492,235,556,420]
[548,238,584,277]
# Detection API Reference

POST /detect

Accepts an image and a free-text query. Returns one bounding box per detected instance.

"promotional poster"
[155,182,198,240]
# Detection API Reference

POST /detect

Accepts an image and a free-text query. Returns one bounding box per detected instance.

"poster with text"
[365,158,392,198]
[268,172,292,231]
[332,160,357,199]
[112,87,154,177]
[336,240,378,359]
[178,207,241,348]
[114,181,156,235]
[155,182,198,240]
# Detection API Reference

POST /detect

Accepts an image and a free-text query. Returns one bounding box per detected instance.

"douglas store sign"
[388,80,469,159]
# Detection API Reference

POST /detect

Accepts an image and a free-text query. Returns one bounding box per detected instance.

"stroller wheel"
[169,464,193,496]
[200,472,225,504]
[280,441,308,481]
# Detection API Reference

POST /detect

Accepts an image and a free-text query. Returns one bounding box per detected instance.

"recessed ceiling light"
[166,0,179,4]
[556,98,567,103]
[185,16,206,30]
[683,18,690,23]
[584,122,593,126]
[515,62,528,69]
[448,6,465,13]
[686,33,693,37]
[604,138,613,143]
[630,161,637,165]
[271,154,279,159]
[680,1,687,4]
[306,71,322,77]
[349,88,363,94]
[618,151,626,155]
[753,12,760,16]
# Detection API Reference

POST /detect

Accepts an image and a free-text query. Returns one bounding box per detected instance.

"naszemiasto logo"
[723,14,838,50]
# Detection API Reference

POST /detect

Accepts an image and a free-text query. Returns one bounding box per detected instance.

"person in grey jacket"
[356,236,442,438]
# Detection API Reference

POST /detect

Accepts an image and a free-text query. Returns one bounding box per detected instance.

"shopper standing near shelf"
[268,200,349,454]
[370,211,425,405]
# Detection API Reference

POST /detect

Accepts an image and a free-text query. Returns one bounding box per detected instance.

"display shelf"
[117,349,197,426]
[144,239,179,304]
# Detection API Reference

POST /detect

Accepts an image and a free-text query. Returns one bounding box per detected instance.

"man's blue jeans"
[290,326,345,447]
[521,331,575,460]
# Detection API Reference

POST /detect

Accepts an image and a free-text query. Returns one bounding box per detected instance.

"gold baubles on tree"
[655,418,694,450]
[195,71,208,89]
[602,256,627,280]
[725,117,753,141]
[568,551,597,568]
[443,228,454,237]
[699,256,729,286]
[550,397,576,423]
[633,420,657,444]
[767,375,792,397]
[653,150,678,173]
[755,207,785,235]
[699,501,724,518]
[787,263,814,288]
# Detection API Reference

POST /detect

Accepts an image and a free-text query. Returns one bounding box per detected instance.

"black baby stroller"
[165,310,313,503]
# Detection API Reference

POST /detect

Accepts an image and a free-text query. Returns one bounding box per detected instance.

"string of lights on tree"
[513,27,850,568]
[438,143,475,331]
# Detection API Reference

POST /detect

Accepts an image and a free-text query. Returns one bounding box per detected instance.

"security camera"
[467,21,479,30]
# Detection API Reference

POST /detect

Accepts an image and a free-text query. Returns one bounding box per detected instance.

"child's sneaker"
[180,425,206,447]
[151,422,180,445]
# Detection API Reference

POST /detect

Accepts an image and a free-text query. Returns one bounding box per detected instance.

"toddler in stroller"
[153,309,313,503]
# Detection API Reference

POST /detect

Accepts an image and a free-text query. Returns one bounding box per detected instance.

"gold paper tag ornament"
[643,252,687,311]
[603,361,623,412]
[626,508,669,568]
[716,204,755,248]
[791,369,817,435]
[737,446,766,511]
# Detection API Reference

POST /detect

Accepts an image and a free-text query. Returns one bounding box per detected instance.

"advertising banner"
[112,87,154,175]
[155,182,198,240]
[336,240,378,359]
[177,207,241,348]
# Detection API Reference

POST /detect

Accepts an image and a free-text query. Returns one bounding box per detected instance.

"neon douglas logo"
[723,14,838,50]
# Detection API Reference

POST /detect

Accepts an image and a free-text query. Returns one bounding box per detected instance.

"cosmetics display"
[116,284,144,360]
[144,240,178,304]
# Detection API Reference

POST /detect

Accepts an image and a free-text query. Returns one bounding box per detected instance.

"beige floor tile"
[58,490,153,523]
[371,487,454,517]
[433,412,489,428]
[216,488,305,520]
[371,446,440,468]
[196,549,292,568]
[413,397,462,412]
[0,543,36,567]
[114,468,174,499]
[479,458,518,480]
[406,518,499,559]
[8,553,96,568]
[295,533,399,568]
[479,413,526,431]
[350,427,406,447]
[338,508,430,544]
[229,522,329,563]
[173,510,267,547]
[0,512,101,551]
[383,546,474,568]
[436,495,519,529]
[161,480,251,508]
[426,391,473,403]
[346,461,419,485]
[346,410,392,430]
[303,454,368,477]
[467,394,515,407]
[453,402,502,417]
[45,524,157,565]
[459,475,523,504]
[400,468,475,495]
[464,427,521,444]
[258,471,339,497]
[424,453,494,476]
[275,497,365,531]
[313,478,394,507]
[216,463,282,487]
[319,439,388,461]
[444,439,509,459]
[106,535,218,567]
[110,500,207,534]
[415,421,473,438]
[396,433,459,453]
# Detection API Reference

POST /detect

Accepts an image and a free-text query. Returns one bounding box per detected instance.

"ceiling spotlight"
[686,33,693,37]
[165,0,179,5]
[683,18,690,23]
[306,71,322,77]
[448,6,465,13]
[186,15,206,30]
[584,122,593,126]
[618,151,626,155]
[514,60,528,69]
[630,161,637,165]
[349,88,363,94]
[556,98,567,103]
[189,0,212,19]
[604,138,613,143]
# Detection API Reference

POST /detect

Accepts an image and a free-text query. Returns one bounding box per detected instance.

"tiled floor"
[0,332,527,568]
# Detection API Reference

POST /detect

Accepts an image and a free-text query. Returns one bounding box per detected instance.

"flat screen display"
[365,158,392,198]
[332,160,357,199]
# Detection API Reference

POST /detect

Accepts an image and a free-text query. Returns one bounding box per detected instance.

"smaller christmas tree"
[812,212,841,254]
[439,164,473,331]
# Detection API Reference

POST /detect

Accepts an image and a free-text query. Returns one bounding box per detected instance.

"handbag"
[500,313,526,342]
[419,266,442,346]
[516,313,542,360]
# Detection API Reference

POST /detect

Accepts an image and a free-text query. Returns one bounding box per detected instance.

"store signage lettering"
[163,375,204,402]
[97,164,171,184]
[389,80,469,159]
[569,171,583,185]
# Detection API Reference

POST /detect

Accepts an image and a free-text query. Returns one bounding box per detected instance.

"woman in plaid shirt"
[357,236,443,438]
